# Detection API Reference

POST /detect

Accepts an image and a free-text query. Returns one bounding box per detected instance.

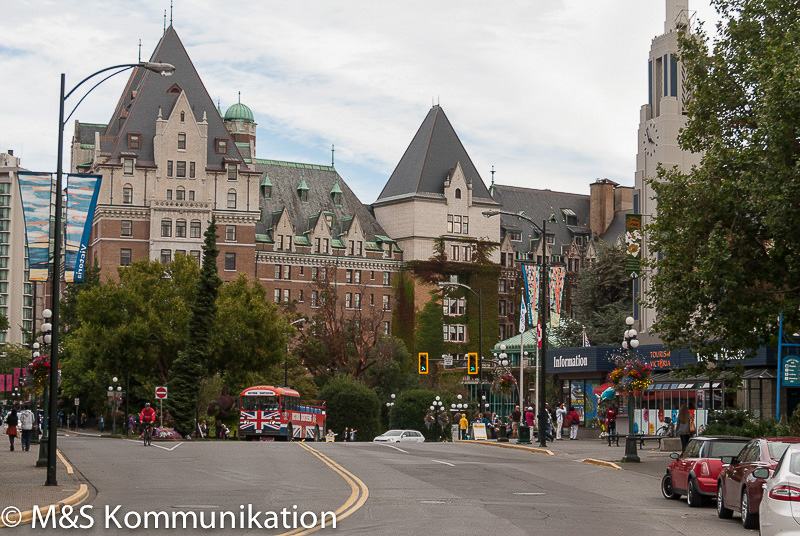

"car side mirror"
[752,468,770,479]
[720,456,735,465]
[670,452,680,460]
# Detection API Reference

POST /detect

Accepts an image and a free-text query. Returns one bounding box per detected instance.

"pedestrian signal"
[467,353,478,375]
[418,353,429,374]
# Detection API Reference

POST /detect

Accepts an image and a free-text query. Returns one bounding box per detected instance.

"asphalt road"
[37,435,752,535]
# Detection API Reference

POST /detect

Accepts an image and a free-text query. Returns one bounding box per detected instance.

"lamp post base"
[36,438,49,467]
[622,436,640,463]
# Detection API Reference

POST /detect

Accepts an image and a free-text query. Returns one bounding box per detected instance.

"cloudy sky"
[0,1,720,204]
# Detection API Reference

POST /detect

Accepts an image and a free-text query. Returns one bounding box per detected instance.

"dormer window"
[300,190,308,202]
[215,139,228,154]
[455,188,461,199]
[262,185,272,199]
[128,133,141,150]
[123,158,134,175]
[333,192,342,205]
[178,133,186,150]
[562,208,577,226]
[228,165,237,181]
[509,231,522,241]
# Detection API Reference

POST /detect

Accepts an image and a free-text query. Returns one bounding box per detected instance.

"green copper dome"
[224,102,254,122]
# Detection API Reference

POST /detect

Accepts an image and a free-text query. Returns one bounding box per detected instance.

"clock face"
[642,121,660,157]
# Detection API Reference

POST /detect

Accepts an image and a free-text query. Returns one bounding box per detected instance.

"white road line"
[123,439,184,451]
[378,443,408,453]
[431,459,455,467]
[513,492,546,496]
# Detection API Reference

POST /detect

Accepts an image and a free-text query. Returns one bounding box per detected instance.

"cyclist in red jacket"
[139,403,156,438]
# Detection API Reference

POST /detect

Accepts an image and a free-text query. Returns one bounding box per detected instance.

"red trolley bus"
[239,385,326,441]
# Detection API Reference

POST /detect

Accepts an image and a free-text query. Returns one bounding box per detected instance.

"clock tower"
[634,0,703,341]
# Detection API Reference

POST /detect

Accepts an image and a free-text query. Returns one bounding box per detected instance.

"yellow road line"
[57,449,74,475]
[0,484,88,528]
[276,443,369,536]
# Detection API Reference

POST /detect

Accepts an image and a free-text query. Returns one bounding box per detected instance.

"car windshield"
[769,442,794,460]
[708,441,749,458]
[382,430,404,437]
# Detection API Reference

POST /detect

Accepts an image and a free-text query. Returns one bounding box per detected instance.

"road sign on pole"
[74,398,79,407]
[155,386,168,400]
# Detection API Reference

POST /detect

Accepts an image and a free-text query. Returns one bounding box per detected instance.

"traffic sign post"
[155,386,168,429]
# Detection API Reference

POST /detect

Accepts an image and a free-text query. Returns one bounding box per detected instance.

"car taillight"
[699,462,710,477]
[769,485,800,501]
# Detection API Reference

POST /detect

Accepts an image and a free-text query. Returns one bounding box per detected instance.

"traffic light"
[418,353,429,374]
[467,353,478,375]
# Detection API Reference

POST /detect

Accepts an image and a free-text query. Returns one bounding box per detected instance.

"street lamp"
[622,316,641,463]
[45,60,175,486]
[438,281,483,397]
[386,393,396,408]
[36,311,53,467]
[483,209,556,448]
[285,318,306,386]
[108,377,122,435]
[428,396,446,441]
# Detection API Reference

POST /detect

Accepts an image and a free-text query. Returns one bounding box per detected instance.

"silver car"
[373,429,425,443]
[756,443,800,535]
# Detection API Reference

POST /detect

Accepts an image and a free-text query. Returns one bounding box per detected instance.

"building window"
[382,295,391,311]
[216,139,228,154]
[226,225,236,241]
[120,220,132,237]
[283,289,290,303]
[346,269,353,283]
[160,249,172,264]
[300,189,308,202]
[311,290,319,308]
[463,246,471,262]
[189,161,195,178]
[167,160,173,177]
[383,321,390,335]
[346,293,352,309]
[443,297,466,316]
[161,218,172,237]
[190,250,201,264]
[455,188,461,199]
[123,159,134,175]
[499,279,506,293]
[354,270,361,284]
[166,189,173,200]
[547,234,555,245]
[176,161,186,177]
[275,265,282,279]
[188,190,195,201]
[178,132,186,150]
[451,245,460,261]
[354,293,361,309]
[298,290,304,302]
[312,267,318,280]
[443,324,466,342]
[299,266,304,276]
[274,289,281,303]
[227,189,237,209]
[383,272,390,286]
[370,270,375,280]
[499,300,507,316]
[128,133,140,150]
[333,192,342,205]
[509,231,521,241]
[228,165,237,181]
[190,220,201,238]
[180,111,185,122]
[225,252,236,271]
[176,187,185,201]
[176,219,187,238]
[283,265,291,279]
[120,248,131,266]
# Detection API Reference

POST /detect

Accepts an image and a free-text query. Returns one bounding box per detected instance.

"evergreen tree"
[169,217,221,436]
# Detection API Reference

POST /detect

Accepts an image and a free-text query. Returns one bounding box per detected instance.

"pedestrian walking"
[80,412,87,430]
[511,405,521,439]
[555,403,567,440]
[524,406,535,429]
[349,428,357,442]
[69,412,77,431]
[99,415,105,434]
[127,415,135,435]
[605,405,617,442]
[19,406,35,451]
[6,408,18,451]
[343,427,349,442]
[459,413,469,440]
[676,403,693,451]
[568,406,581,440]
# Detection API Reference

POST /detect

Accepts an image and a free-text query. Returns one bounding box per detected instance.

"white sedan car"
[757,443,800,535]
[373,430,425,443]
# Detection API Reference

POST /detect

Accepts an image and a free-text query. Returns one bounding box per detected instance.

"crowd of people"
[452,402,592,442]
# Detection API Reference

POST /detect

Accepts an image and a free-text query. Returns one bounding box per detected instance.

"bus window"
[242,396,259,411]
[243,395,279,411]
[262,396,279,411]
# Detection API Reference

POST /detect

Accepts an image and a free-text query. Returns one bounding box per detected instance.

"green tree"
[0,313,8,332]
[170,218,221,436]
[645,1,800,356]
[319,375,381,441]
[388,388,438,439]
[415,293,445,369]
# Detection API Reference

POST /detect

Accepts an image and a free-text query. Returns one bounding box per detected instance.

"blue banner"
[65,174,102,282]
[17,172,53,281]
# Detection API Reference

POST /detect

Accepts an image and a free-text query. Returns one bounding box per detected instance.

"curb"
[457,440,554,456]
[581,458,622,470]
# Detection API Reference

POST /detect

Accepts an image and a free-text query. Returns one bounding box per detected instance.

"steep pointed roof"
[102,26,244,169]
[375,105,494,203]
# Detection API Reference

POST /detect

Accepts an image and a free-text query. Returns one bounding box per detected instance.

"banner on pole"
[13,367,20,387]
[521,264,541,328]
[65,174,102,283]
[17,172,53,281]
[625,214,643,278]
[549,266,566,328]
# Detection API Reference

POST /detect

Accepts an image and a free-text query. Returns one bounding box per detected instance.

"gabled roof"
[375,105,494,204]
[101,26,243,169]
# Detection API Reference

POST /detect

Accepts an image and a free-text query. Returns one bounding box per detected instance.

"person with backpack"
[604,405,617,442]
[568,406,581,440]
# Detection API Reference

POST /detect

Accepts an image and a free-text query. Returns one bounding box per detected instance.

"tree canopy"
[645,0,800,356]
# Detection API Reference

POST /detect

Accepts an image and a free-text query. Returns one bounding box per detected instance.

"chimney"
[590,179,616,236]
[8,150,13,156]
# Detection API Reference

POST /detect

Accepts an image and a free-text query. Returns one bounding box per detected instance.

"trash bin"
[518,424,531,444]
[497,422,509,443]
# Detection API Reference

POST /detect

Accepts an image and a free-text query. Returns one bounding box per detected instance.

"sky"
[0,1,721,204]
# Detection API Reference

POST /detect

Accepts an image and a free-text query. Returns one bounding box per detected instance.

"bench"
[607,433,665,449]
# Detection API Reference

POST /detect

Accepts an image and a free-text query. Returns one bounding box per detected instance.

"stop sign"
[155,386,168,400]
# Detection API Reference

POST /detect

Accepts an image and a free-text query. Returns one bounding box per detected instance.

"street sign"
[155,386,168,400]
[74,398,79,406]
[443,354,453,367]
[784,356,800,387]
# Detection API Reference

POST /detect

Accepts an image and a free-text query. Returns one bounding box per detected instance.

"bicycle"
[142,423,153,446]
[655,417,675,438]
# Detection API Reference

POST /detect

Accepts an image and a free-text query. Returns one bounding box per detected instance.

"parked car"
[660,436,749,506]
[373,430,425,443]
[755,443,800,535]
[717,437,800,529]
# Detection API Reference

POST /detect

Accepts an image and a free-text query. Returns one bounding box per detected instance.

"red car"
[661,436,749,506]
[716,437,800,529]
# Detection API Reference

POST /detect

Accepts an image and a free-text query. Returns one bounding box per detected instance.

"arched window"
[123,184,133,204]
[176,186,185,201]
[227,189,237,209]
[175,219,187,238]
[455,188,461,199]
[180,111,185,122]
[161,218,172,237]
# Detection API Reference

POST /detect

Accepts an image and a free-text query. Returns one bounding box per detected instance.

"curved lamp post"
[622,316,641,463]
[46,60,175,486]
[483,209,556,448]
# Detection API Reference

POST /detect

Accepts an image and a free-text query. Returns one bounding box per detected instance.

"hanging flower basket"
[28,355,51,386]
[608,355,652,394]
[491,373,517,396]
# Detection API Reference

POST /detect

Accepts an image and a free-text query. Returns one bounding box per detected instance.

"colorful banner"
[13,367,20,388]
[521,264,540,328]
[625,214,643,278]
[549,266,566,328]
[1,374,6,392]
[17,172,53,281]
[65,174,102,282]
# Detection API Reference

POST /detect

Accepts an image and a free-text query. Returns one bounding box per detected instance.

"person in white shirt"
[555,403,567,441]
[18,406,35,452]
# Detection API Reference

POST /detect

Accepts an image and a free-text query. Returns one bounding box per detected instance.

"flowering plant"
[492,373,517,395]
[28,355,51,384]
[608,355,652,394]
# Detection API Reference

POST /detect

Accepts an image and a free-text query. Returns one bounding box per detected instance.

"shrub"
[388,389,441,441]
[318,375,381,441]
[702,409,790,438]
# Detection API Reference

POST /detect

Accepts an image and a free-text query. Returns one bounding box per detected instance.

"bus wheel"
[286,424,293,442]
[314,425,320,442]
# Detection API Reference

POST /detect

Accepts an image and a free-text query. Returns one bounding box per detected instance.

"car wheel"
[687,479,703,507]
[717,484,733,519]
[661,473,681,500]
[741,490,758,530]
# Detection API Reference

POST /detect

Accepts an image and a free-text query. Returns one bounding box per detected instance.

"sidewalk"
[0,433,87,527]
